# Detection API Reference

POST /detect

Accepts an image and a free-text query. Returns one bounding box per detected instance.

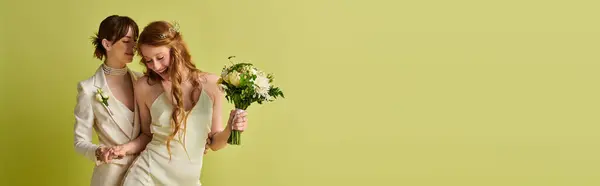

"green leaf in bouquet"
[240,73,253,87]
[268,87,285,99]
[267,73,274,83]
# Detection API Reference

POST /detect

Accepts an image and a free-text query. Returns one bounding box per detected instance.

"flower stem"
[228,102,248,145]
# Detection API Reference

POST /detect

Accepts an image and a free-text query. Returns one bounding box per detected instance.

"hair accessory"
[159,21,180,39]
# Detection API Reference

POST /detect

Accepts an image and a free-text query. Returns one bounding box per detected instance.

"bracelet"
[95,147,104,159]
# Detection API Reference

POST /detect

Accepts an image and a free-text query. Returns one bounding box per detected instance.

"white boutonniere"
[96,88,113,115]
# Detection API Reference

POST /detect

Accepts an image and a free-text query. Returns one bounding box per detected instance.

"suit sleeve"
[73,82,100,162]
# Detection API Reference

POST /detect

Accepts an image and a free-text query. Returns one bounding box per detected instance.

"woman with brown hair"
[73,15,142,186]
[109,21,249,185]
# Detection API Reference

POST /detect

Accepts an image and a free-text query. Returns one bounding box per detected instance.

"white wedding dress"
[122,89,212,186]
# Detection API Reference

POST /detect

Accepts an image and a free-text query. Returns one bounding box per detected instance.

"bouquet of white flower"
[218,56,285,145]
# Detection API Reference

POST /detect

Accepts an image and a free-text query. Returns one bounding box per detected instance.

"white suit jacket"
[73,65,142,184]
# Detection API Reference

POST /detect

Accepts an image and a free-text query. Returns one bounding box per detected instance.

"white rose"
[95,94,104,102]
[227,71,241,86]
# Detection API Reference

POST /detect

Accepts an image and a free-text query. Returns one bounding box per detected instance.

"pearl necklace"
[102,63,128,76]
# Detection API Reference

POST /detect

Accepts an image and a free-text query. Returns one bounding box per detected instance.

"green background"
[2,0,600,185]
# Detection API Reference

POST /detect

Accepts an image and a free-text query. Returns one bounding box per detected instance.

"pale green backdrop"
[2,0,600,186]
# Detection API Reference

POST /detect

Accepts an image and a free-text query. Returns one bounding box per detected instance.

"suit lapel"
[129,68,141,138]
[93,66,134,140]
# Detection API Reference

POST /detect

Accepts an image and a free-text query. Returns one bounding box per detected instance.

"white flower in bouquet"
[227,71,241,87]
[217,56,285,145]
[254,75,271,99]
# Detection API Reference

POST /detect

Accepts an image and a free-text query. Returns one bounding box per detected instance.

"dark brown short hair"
[91,15,139,60]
